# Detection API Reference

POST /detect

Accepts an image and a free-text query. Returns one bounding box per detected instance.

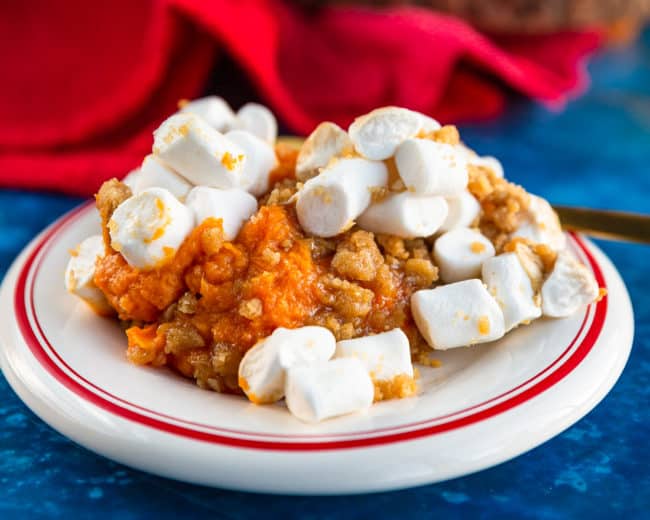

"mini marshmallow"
[238,326,336,404]
[225,130,277,196]
[482,253,541,331]
[179,96,238,132]
[418,114,442,134]
[129,155,192,200]
[357,192,448,238]
[455,144,504,178]
[542,251,600,317]
[470,155,504,178]
[65,235,111,314]
[455,143,478,161]
[510,241,545,292]
[433,228,495,283]
[285,358,374,423]
[395,139,469,195]
[296,122,353,181]
[153,113,249,189]
[411,279,506,350]
[513,195,566,251]
[122,168,142,190]
[237,103,278,144]
[109,187,194,270]
[185,186,257,240]
[439,191,481,232]
[349,107,429,160]
[296,157,388,237]
[335,328,413,381]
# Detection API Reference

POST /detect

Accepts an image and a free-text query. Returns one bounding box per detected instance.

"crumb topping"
[477,315,490,335]
[468,164,531,251]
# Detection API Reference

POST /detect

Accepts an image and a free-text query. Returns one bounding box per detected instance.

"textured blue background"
[1,32,649,519]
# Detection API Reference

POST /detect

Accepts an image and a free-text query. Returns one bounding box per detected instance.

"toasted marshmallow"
[411,279,505,350]
[482,253,542,331]
[296,157,388,237]
[153,113,248,189]
[510,241,545,292]
[349,107,435,160]
[179,96,238,132]
[455,144,504,178]
[418,114,442,133]
[433,228,495,283]
[109,188,194,270]
[440,191,481,232]
[512,195,566,251]
[185,186,257,240]
[395,139,468,195]
[225,130,277,196]
[455,143,478,161]
[236,103,278,144]
[357,192,448,238]
[335,329,413,381]
[542,251,600,317]
[65,235,111,314]
[296,122,353,181]
[471,155,504,178]
[285,358,374,423]
[122,168,142,190]
[238,326,336,404]
[129,155,192,200]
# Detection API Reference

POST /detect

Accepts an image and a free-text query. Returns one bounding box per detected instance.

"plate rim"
[0,203,634,493]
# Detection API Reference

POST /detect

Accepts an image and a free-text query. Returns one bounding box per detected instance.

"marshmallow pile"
[238,327,413,423]
[294,107,510,240]
[65,99,604,424]
[291,106,600,356]
[68,97,279,288]
[113,97,281,270]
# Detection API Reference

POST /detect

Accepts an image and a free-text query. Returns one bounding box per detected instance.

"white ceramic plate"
[0,204,634,495]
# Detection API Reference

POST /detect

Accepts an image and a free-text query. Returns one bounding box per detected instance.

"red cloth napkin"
[0,0,601,196]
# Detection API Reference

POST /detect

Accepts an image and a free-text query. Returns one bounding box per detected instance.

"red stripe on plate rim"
[14,204,608,451]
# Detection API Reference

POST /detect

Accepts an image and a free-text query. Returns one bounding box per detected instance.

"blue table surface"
[1,32,649,520]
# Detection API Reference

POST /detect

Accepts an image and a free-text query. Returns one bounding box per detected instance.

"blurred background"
[0,0,648,518]
[1,0,648,196]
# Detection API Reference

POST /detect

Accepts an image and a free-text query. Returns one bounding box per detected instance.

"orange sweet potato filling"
[89,130,575,402]
[95,203,430,395]
[92,140,463,397]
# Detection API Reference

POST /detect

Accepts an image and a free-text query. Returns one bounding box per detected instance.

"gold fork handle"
[553,205,650,244]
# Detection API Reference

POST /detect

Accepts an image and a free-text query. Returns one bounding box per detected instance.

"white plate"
[0,204,634,495]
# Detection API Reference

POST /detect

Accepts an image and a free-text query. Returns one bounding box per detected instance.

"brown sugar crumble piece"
[262,178,301,206]
[503,237,558,273]
[317,275,374,319]
[413,350,442,368]
[221,151,243,171]
[468,164,531,251]
[331,230,384,282]
[432,125,461,145]
[369,185,390,203]
[416,124,461,145]
[470,241,487,254]
[376,234,410,260]
[95,178,132,253]
[477,315,491,335]
[163,321,206,354]
[373,374,417,402]
[239,298,263,320]
[404,258,438,287]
